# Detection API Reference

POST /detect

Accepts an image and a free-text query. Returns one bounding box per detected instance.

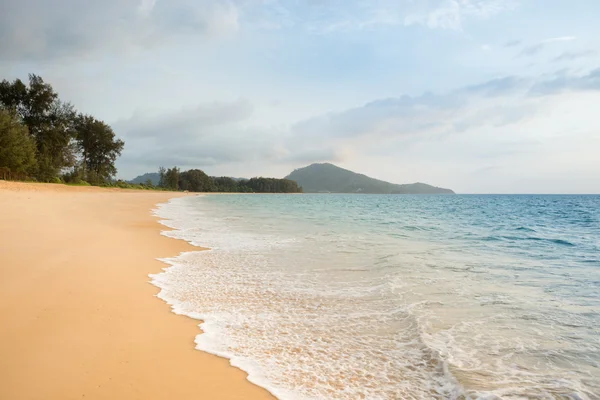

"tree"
[0,74,76,181]
[212,176,238,192]
[179,169,213,192]
[74,114,124,184]
[0,109,37,179]
[240,177,301,193]
[164,167,180,191]
[152,166,302,193]
[158,166,167,188]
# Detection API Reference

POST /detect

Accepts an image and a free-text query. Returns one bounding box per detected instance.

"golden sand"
[0,181,274,400]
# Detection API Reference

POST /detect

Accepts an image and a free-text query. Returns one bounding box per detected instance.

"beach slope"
[0,181,274,400]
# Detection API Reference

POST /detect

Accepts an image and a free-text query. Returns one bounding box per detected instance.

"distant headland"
[285,163,454,194]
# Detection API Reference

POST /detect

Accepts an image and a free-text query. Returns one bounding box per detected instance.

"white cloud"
[0,0,240,61]
[338,90,600,193]
[113,99,289,175]
[404,0,518,30]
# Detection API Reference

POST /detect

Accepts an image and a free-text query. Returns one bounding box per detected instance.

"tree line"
[157,167,303,193]
[0,74,302,193]
[0,74,124,184]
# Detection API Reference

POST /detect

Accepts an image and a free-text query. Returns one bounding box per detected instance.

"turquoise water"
[152,194,600,399]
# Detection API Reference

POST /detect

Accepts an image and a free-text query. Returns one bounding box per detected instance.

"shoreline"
[0,181,275,400]
[151,197,287,399]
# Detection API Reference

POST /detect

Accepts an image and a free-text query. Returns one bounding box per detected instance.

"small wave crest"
[481,234,575,247]
[515,226,536,232]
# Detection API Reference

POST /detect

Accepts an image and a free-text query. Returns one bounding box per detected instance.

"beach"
[0,181,274,400]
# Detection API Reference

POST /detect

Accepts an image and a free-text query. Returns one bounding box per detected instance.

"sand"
[0,181,275,400]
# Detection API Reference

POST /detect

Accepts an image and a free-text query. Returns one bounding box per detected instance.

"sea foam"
[151,194,600,400]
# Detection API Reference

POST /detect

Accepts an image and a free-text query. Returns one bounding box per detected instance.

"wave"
[151,198,469,399]
[525,237,575,246]
[515,226,537,232]
[150,195,599,400]
[481,235,575,247]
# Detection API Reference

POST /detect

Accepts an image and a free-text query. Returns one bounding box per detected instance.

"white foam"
[149,196,599,400]
[150,197,467,399]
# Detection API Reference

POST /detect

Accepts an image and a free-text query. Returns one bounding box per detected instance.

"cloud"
[403,0,518,30]
[112,67,600,186]
[246,0,517,34]
[552,50,598,62]
[473,165,502,175]
[529,68,600,95]
[517,36,576,57]
[240,0,403,34]
[289,92,455,143]
[0,0,239,62]
[282,147,349,164]
[462,76,527,97]
[114,99,287,172]
[278,67,600,166]
[118,100,254,139]
[504,40,522,47]
[288,75,530,144]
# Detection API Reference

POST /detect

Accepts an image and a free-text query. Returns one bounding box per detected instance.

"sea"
[151,194,600,400]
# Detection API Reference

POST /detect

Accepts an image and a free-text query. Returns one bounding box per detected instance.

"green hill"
[285,163,454,194]
[129,172,160,185]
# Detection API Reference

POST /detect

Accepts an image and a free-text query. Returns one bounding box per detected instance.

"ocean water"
[151,194,600,399]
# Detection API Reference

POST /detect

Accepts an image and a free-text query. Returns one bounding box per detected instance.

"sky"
[1,0,599,193]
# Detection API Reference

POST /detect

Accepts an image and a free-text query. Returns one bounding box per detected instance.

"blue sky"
[1,0,599,193]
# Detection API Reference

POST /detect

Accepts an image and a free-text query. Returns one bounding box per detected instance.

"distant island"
[285,163,454,194]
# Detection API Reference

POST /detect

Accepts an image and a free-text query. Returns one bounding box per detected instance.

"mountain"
[285,163,454,194]
[129,172,160,185]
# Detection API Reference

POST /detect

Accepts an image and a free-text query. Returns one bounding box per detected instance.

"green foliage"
[74,114,124,185]
[211,176,239,192]
[0,74,125,184]
[61,167,85,184]
[0,75,77,181]
[66,180,91,186]
[240,177,302,193]
[149,167,302,193]
[179,169,213,192]
[98,179,165,191]
[128,172,160,186]
[0,109,37,179]
[115,180,133,189]
[158,166,167,188]
[163,167,180,191]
